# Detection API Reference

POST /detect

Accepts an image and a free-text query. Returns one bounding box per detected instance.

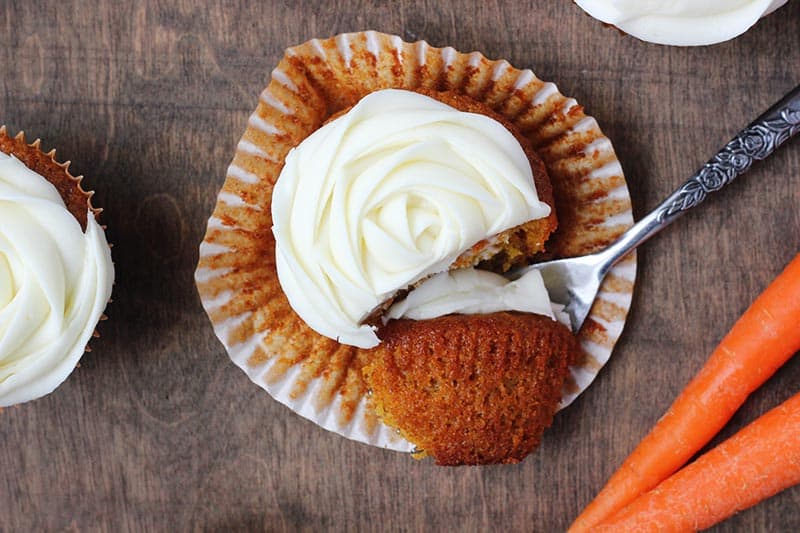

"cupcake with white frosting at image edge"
[195,31,639,459]
[574,0,789,46]
[0,127,114,407]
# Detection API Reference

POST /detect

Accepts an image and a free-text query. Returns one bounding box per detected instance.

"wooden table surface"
[2,2,799,531]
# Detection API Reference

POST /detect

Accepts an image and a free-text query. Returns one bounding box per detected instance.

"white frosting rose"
[574,0,788,46]
[272,89,551,348]
[0,152,114,406]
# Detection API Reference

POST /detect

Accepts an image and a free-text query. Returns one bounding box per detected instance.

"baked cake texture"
[0,127,114,407]
[364,312,581,465]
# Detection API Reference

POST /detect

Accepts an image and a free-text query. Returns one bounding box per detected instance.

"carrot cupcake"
[0,128,114,407]
[196,31,636,461]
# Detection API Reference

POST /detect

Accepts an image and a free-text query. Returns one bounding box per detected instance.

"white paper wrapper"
[195,31,636,452]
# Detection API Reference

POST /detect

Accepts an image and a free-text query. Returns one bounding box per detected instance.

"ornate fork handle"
[601,84,800,269]
[659,97,800,221]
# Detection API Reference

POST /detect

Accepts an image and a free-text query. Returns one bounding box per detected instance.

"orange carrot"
[570,253,800,532]
[594,391,800,532]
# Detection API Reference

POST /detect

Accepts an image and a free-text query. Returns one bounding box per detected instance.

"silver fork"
[512,84,800,333]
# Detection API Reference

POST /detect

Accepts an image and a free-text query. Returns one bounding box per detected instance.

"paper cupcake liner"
[195,31,636,452]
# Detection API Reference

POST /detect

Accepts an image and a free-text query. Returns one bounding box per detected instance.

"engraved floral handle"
[598,84,800,271]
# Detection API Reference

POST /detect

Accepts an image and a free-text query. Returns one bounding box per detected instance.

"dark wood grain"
[1,1,799,531]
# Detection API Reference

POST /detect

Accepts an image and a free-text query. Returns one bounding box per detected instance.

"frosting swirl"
[272,89,551,348]
[0,152,114,406]
[574,0,787,46]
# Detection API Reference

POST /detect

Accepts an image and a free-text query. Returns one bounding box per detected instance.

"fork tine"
[513,254,606,333]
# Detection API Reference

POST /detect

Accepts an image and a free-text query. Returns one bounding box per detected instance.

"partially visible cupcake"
[0,127,114,407]
[574,0,788,46]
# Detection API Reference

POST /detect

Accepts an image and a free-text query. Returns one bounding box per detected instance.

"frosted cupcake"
[574,0,789,46]
[196,31,636,461]
[0,128,114,407]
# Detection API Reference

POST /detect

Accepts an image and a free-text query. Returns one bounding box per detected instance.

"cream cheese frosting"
[574,0,788,46]
[0,152,114,406]
[386,268,556,322]
[272,89,551,348]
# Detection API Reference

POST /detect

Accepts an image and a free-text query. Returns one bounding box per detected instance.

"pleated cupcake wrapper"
[195,31,636,452]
